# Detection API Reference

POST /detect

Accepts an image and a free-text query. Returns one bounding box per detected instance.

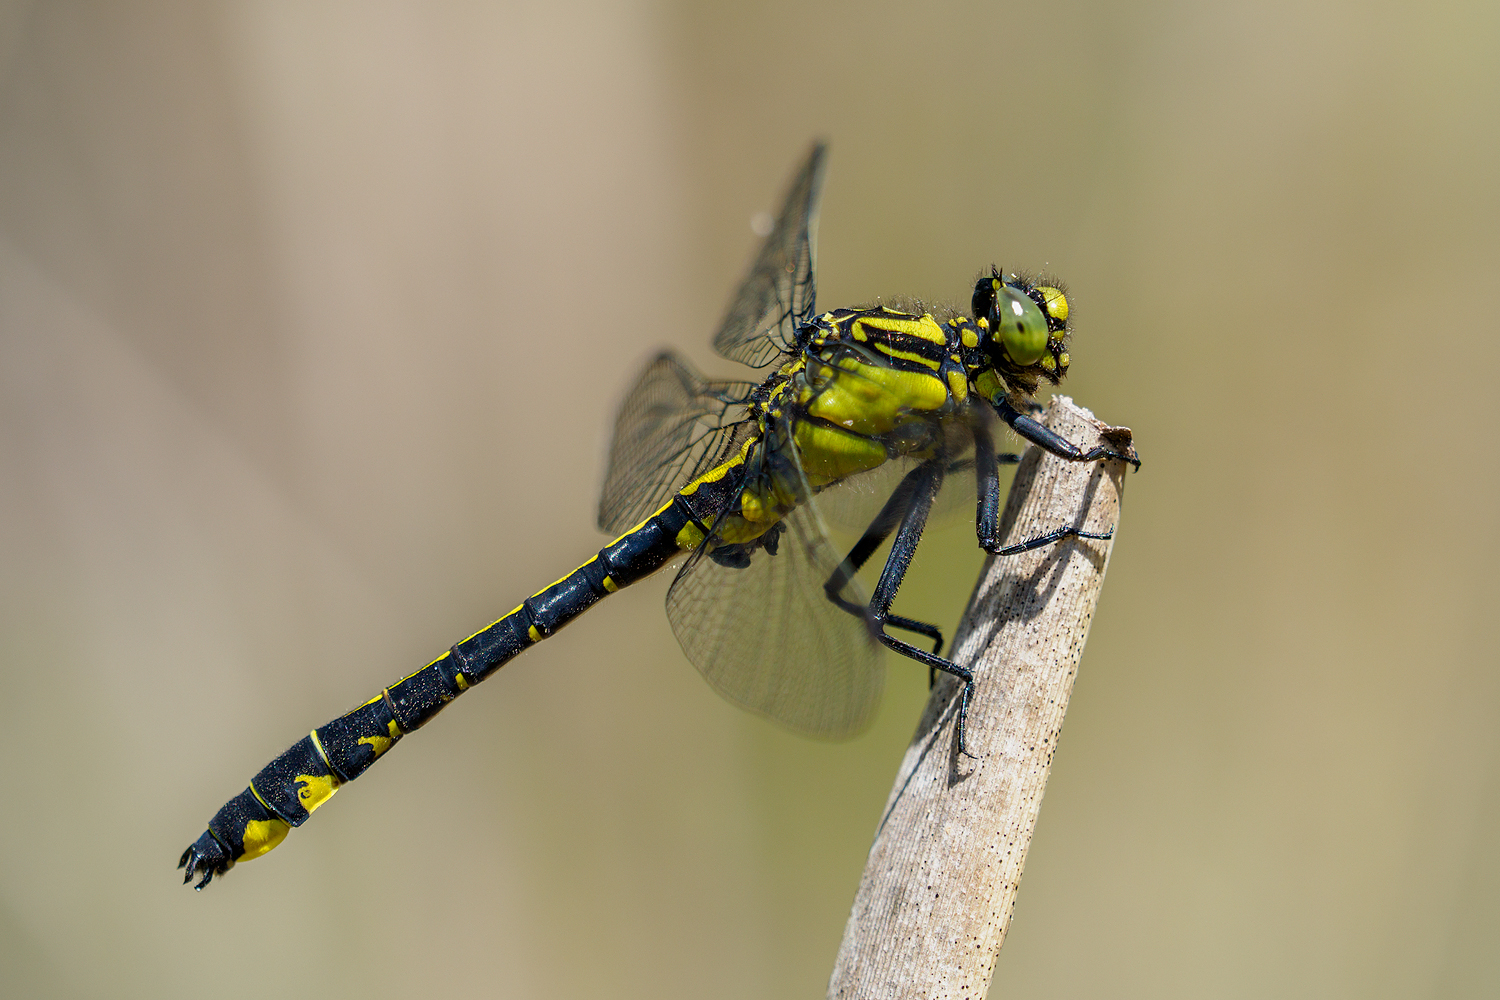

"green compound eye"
[993,285,1049,366]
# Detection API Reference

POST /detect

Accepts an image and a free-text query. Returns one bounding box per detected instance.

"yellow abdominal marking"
[358,719,401,758]
[678,439,752,497]
[460,606,523,646]
[240,818,290,860]
[295,773,339,813]
[675,520,705,551]
[358,734,391,756]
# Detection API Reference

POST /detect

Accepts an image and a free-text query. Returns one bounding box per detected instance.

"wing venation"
[597,352,757,535]
[663,408,883,739]
[711,143,827,369]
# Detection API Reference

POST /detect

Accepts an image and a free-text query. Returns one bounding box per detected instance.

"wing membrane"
[664,412,883,740]
[813,420,985,535]
[711,143,827,369]
[598,352,758,535]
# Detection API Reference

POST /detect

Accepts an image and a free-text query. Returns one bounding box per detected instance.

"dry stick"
[828,395,1135,1000]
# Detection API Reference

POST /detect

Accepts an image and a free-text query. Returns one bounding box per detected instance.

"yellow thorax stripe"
[850,312,947,344]
[871,341,942,370]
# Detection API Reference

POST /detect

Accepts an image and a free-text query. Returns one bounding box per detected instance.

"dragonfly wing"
[812,419,985,536]
[711,143,827,369]
[664,410,883,740]
[598,352,758,535]
[665,505,883,739]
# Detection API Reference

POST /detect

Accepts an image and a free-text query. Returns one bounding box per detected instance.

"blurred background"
[1,2,1497,997]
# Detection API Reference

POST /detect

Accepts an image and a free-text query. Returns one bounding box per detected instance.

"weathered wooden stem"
[828,395,1134,999]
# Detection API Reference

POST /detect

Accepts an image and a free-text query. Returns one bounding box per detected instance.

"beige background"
[1,2,1496,998]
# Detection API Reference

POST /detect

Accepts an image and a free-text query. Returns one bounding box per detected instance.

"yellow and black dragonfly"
[179,144,1138,888]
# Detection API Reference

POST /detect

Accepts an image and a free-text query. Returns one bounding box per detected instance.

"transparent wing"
[711,143,827,369]
[664,417,883,740]
[813,419,985,536]
[598,352,758,535]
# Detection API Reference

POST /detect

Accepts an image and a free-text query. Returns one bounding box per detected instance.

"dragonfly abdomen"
[180,143,1134,900]
[179,498,695,888]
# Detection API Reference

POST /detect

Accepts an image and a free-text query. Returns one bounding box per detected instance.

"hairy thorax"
[676,307,977,553]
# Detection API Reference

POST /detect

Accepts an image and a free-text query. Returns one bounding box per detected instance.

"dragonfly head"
[971,267,1071,388]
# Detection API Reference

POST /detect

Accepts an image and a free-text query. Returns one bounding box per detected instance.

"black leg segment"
[993,396,1140,469]
[818,461,979,754]
[823,463,946,652]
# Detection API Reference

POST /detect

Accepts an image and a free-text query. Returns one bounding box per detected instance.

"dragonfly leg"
[870,464,984,758]
[989,523,1114,556]
[823,464,944,654]
[974,422,1006,553]
[976,407,1121,555]
[993,396,1140,469]
[861,461,980,757]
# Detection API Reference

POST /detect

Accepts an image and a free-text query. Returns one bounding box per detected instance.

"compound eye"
[993,286,1049,366]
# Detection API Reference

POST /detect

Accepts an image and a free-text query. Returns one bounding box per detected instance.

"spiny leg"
[993,396,1140,470]
[845,461,981,757]
[823,464,946,654]
[991,523,1114,555]
[973,422,1006,554]
[976,409,1122,554]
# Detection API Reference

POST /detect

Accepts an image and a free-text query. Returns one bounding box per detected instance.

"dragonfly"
[179,143,1138,889]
